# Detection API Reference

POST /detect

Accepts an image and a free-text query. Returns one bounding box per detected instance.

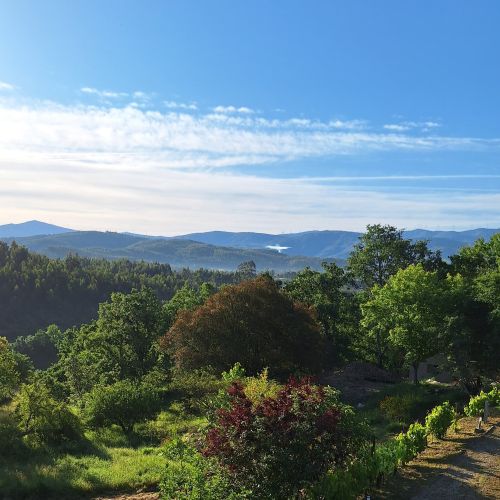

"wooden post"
[484,400,490,423]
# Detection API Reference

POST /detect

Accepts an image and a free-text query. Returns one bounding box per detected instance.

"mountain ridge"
[0,221,497,268]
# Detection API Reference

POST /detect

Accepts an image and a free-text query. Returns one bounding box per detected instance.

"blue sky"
[0,0,499,234]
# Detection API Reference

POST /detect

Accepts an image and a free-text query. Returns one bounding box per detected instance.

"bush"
[0,409,24,456]
[243,368,280,405]
[464,387,500,416]
[396,422,427,465]
[15,380,82,446]
[83,380,161,434]
[203,378,365,499]
[160,439,247,499]
[425,401,455,439]
[379,394,420,424]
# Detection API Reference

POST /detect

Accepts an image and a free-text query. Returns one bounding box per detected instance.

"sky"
[0,0,499,235]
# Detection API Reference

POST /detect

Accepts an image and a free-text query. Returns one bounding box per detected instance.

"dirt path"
[377,417,500,499]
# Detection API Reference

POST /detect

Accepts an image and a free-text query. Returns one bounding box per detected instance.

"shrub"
[243,368,281,405]
[203,378,364,499]
[379,394,419,424]
[0,409,24,456]
[15,380,82,446]
[160,439,248,499]
[425,401,455,439]
[464,387,500,416]
[83,380,161,434]
[396,422,427,465]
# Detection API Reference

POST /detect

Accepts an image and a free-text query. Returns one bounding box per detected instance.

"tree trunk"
[412,363,419,385]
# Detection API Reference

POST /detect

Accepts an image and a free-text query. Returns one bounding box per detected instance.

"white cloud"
[164,100,198,110]
[80,87,128,99]
[213,105,254,114]
[0,98,498,233]
[384,121,441,132]
[0,81,15,91]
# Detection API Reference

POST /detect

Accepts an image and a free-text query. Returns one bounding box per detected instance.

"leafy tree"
[15,379,82,445]
[13,325,62,369]
[348,224,442,288]
[163,282,214,326]
[162,275,326,376]
[0,337,19,400]
[284,262,355,363]
[82,380,161,434]
[236,260,257,279]
[361,264,448,382]
[93,287,168,380]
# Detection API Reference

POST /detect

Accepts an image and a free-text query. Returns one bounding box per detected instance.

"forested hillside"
[0,241,241,340]
[0,225,498,498]
[1,231,331,271]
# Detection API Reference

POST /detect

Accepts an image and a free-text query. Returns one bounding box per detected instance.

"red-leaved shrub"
[203,378,364,498]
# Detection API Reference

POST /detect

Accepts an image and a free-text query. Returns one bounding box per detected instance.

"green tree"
[361,264,448,383]
[163,282,214,326]
[284,262,355,363]
[82,380,161,434]
[93,287,167,380]
[0,337,19,400]
[348,224,443,288]
[15,379,82,445]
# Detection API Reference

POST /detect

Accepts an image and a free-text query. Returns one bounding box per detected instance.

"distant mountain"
[179,228,499,260]
[1,222,497,270]
[1,231,333,272]
[0,220,73,238]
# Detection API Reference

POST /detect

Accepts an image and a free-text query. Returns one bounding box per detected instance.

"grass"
[0,402,207,499]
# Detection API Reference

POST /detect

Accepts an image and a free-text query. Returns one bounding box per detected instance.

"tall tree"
[361,264,448,383]
[162,275,325,376]
[348,224,442,288]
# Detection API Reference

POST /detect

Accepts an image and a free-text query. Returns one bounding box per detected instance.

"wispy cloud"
[0,101,497,171]
[384,121,441,132]
[0,96,498,233]
[80,86,129,99]
[0,81,15,91]
[164,100,198,110]
[213,105,254,114]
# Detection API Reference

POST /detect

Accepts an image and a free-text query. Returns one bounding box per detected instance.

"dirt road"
[378,418,500,499]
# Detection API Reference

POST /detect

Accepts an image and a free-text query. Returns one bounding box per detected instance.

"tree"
[162,276,325,376]
[0,337,19,400]
[82,380,161,434]
[92,287,167,380]
[348,224,442,288]
[163,282,214,327]
[15,379,82,445]
[361,264,448,383]
[284,262,355,363]
[236,260,257,279]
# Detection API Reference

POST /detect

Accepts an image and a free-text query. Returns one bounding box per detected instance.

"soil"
[375,415,500,499]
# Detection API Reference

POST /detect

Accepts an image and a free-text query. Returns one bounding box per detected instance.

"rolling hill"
[1,221,497,269]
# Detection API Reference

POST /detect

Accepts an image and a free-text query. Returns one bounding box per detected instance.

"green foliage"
[160,439,246,499]
[379,394,422,424]
[464,387,500,416]
[0,336,19,400]
[425,401,455,439]
[361,264,449,380]
[15,380,83,445]
[348,224,443,289]
[82,380,161,434]
[243,367,281,405]
[396,422,427,464]
[284,262,355,364]
[0,241,240,343]
[0,409,24,457]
